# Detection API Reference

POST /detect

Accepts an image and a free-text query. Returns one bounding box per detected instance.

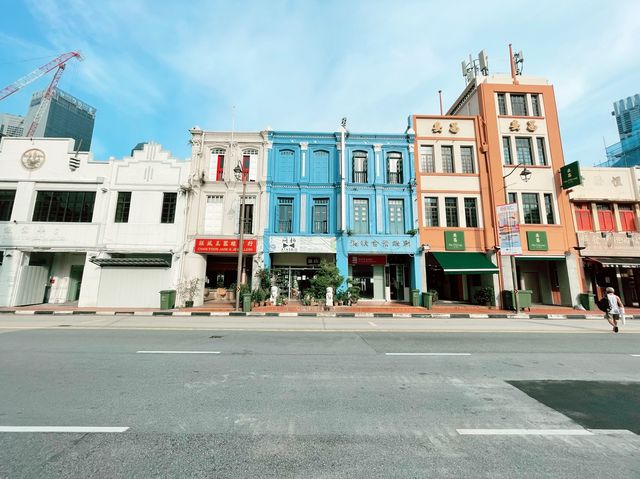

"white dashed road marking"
[136,351,221,354]
[457,429,592,436]
[0,426,129,433]
[386,352,471,356]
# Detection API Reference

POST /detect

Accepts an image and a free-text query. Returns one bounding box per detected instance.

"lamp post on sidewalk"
[502,163,532,312]
[234,162,248,311]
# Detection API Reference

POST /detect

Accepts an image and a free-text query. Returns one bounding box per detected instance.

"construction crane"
[0,51,82,136]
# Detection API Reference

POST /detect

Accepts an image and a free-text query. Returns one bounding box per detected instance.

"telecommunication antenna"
[514,50,524,75]
[461,50,489,84]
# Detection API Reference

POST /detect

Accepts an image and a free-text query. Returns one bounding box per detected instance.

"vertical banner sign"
[496,203,522,255]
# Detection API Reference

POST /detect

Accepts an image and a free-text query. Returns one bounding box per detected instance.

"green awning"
[431,252,498,275]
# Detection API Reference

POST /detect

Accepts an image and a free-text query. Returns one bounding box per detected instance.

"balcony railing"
[313,220,328,234]
[278,220,292,233]
[353,171,368,183]
[387,172,403,184]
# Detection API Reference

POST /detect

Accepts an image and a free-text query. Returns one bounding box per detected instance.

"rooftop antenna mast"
[461,50,489,85]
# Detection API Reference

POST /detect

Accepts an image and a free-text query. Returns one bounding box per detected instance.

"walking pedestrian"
[604,287,625,333]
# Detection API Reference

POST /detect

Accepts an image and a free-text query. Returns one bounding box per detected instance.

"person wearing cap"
[604,286,625,333]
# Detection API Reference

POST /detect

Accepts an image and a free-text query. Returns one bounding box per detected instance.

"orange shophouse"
[413,48,584,308]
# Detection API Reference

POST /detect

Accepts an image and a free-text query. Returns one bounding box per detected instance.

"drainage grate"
[209,335,224,339]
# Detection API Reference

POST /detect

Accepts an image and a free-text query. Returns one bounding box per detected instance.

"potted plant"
[177,278,202,308]
[335,289,349,306]
[405,228,418,236]
[474,286,494,307]
[228,283,236,302]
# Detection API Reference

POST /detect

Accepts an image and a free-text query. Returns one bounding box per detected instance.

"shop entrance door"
[522,272,541,303]
[67,265,84,301]
[352,265,374,299]
[388,264,405,301]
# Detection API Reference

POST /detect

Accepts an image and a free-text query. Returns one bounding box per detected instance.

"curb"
[1,310,637,320]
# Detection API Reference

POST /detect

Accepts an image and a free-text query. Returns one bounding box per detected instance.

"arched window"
[386,152,403,184]
[242,148,259,182]
[277,149,295,182]
[211,148,225,181]
[310,150,329,183]
[352,151,368,183]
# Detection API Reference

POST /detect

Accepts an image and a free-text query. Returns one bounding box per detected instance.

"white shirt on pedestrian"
[607,293,622,315]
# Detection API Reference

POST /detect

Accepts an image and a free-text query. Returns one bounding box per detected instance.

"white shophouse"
[0,137,190,308]
[182,128,270,307]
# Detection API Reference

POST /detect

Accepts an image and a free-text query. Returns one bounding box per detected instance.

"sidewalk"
[1,301,639,320]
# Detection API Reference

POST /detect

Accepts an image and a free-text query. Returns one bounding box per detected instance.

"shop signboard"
[496,203,522,255]
[560,161,581,189]
[268,236,336,253]
[349,255,386,266]
[526,231,548,251]
[346,235,417,254]
[444,231,465,251]
[194,238,257,254]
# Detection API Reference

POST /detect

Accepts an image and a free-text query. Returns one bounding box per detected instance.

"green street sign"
[526,231,548,251]
[444,231,465,251]
[560,161,581,189]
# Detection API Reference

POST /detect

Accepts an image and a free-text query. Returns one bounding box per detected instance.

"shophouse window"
[353,151,368,183]
[544,193,555,224]
[114,192,131,223]
[531,94,542,116]
[460,146,475,174]
[211,148,225,181]
[277,198,293,233]
[388,199,404,234]
[497,93,507,115]
[419,145,435,173]
[464,198,478,227]
[204,195,224,234]
[596,203,615,231]
[522,193,541,224]
[442,146,454,173]
[160,192,177,224]
[536,138,548,166]
[445,197,458,227]
[618,204,637,232]
[574,203,593,231]
[239,203,254,234]
[0,190,17,221]
[312,198,329,234]
[242,148,258,182]
[32,191,96,223]
[353,199,369,234]
[424,197,439,227]
[511,94,528,116]
[277,149,295,182]
[311,150,329,183]
[515,137,534,165]
[508,192,518,206]
[502,137,513,165]
[387,152,403,184]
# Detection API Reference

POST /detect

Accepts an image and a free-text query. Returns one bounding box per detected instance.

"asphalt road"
[1,327,639,478]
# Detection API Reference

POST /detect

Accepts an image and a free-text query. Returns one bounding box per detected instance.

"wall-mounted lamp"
[493,245,501,252]
[420,243,431,252]
[600,232,608,238]
[572,245,586,251]
[626,232,633,238]
[100,187,108,193]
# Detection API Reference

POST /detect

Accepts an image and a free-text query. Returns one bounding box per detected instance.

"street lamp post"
[234,163,247,311]
[502,163,532,312]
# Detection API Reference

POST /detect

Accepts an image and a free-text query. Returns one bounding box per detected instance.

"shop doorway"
[272,266,320,300]
[522,271,542,303]
[352,265,374,299]
[386,264,405,301]
[67,265,84,302]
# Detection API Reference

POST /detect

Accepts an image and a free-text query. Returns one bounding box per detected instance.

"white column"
[300,142,308,178]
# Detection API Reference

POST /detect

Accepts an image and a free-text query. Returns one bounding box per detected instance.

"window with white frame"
[445,197,458,227]
[460,146,475,174]
[277,197,293,233]
[515,137,534,165]
[419,145,435,173]
[511,94,528,116]
[424,197,439,227]
[543,193,555,225]
[497,93,507,115]
[442,146,454,173]
[464,198,478,227]
[204,195,224,234]
[531,94,542,116]
[211,148,225,181]
[242,148,258,182]
[312,198,329,234]
[502,137,513,165]
[522,193,541,224]
[353,198,369,233]
[536,138,547,166]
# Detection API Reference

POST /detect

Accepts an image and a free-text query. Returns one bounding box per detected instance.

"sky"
[1,0,639,163]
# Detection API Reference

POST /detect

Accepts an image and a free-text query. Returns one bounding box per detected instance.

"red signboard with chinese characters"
[349,255,386,266]
[194,238,257,254]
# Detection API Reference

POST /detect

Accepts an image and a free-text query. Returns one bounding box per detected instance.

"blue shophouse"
[264,124,419,303]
